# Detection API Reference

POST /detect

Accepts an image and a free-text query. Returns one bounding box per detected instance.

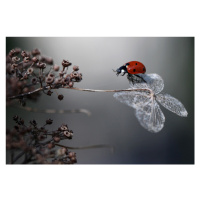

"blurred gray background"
[6,37,194,164]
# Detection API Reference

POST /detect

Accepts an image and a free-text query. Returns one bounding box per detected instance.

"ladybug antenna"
[112,69,116,72]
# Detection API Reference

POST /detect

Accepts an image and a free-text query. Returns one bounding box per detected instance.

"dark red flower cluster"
[6,116,77,164]
[6,48,83,104]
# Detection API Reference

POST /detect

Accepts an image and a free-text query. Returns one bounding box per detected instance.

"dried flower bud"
[73,65,79,71]
[27,67,33,74]
[21,51,27,58]
[32,57,39,63]
[30,120,37,127]
[40,56,53,65]
[23,57,30,63]
[70,72,79,80]
[48,73,55,78]
[58,94,64,101]
[9,49,16,57]
[46,77,54,85]
[38,134,45,141]
[31,77,37,85]
[31,48,41,56]
[69,82,74,88]
[60,124,68,131]
[65,76,70,83]
[46,119,53,125]
[37,62,46,69]
[68,152,76,158]
[12,56,20,63]
[70,156,77,163]
[11,63,18,69]
[53,65,60,71]
[47,143,54,149]
[54,78,63,85]
[63,131,73,138]
[56,148,67,157]
[47,90,53,96]
[61,78,68,85]
[23,87,29,93]
[62,60,71,68]
[23,73,28,80]
[53,136,60,143]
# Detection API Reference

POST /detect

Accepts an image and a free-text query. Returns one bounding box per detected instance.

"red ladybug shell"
[126,61,146,74]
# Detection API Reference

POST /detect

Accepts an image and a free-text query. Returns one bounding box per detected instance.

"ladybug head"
[116,68,122,75]
[113,65,127,76]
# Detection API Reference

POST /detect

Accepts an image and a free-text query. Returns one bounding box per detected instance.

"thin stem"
[65,87,151,93]
[8,87,43,99]
[13,151,25,164]
[8,86,152,100]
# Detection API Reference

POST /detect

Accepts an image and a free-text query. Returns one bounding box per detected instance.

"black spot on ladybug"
[143,67,145,71]
[133,69,136,72]
[135,63,137,65]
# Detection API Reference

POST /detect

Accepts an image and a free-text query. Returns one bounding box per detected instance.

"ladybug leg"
[121,72,126,76]
[134,74,146,83]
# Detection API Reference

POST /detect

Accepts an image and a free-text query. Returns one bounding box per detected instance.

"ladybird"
[114,61,146,76]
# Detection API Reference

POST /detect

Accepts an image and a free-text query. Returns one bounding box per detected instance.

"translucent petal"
[113,92,165,133]
[128,73,164,94]
[113,91,151,109]
[156,93,188,117]
[135,100,165,133]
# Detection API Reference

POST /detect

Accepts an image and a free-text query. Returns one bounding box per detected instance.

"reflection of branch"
[8,86,152,100]
[55,143,114,152]
[15,106,91,116]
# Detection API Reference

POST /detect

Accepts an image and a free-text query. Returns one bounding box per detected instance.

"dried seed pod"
[37,62,46,69]
[53,64,60,71]
[23,57,30,63]
[46,77,54,85]
[58,94,64,101]
[40,56,53,65]
[62,59,71,68]
[31,48,41,56]
[27,67,33,74]
[12,56,20,63]
[73,65,79,71]
[32,57,39,63]
[21,51,27,58]
[46,119,53,125]
[31,77,37,85]
[47,90,53,96]
[53,136,60,143]
[9,49,16,57]
[68,82,74,88]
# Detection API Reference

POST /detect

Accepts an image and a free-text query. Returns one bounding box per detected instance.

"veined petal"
[136,100,165,133]
[156,93,188,117]
[128,73,164,94]
[113,91,165,133]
